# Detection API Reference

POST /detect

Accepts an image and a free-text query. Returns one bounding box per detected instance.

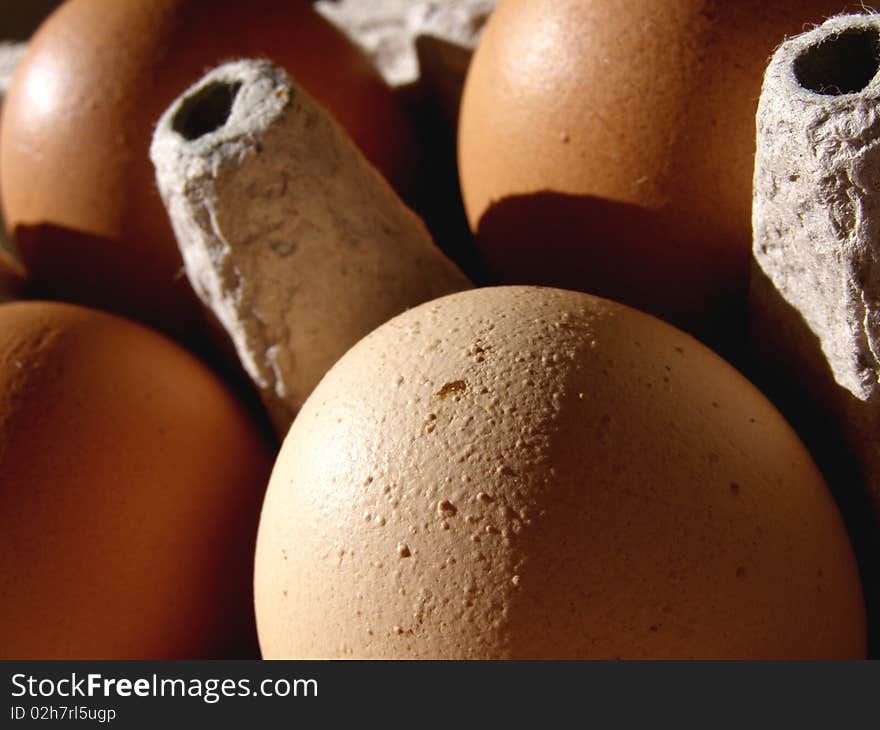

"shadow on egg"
[0,249,25,302]
[12,222,204,341]
[12,221,279,447]
[747,266,880,658]
[474,191,749,358]
[396,83,491,287]
[489,333,873,658]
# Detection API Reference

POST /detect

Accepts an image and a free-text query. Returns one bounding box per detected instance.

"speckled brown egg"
[458,0,858,339]
[254,286,865,659]
[0,301,273,659]
[0,0,416,342]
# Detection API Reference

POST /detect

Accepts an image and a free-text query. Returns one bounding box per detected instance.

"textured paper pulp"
[751,13,880,510]
[151,60,471,436]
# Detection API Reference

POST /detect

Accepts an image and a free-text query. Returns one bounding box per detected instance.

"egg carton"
[752,13,880,523]
[315,0,495,89]
[151,59,472,435]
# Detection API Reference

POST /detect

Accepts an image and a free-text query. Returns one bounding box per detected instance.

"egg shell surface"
[0,301,274,659]
[254,286,865,659]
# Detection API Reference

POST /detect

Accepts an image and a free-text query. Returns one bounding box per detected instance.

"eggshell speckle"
[0,301,273,659]
[255,286,865,659]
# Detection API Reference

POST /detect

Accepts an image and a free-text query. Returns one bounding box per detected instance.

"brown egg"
[458,0,857,338]
[0,0,416,342]
[254,286,865,659]
[0,301,273,659]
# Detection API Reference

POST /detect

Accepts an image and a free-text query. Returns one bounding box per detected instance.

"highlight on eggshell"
[254,287,866,660]
[0,301,274,659]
